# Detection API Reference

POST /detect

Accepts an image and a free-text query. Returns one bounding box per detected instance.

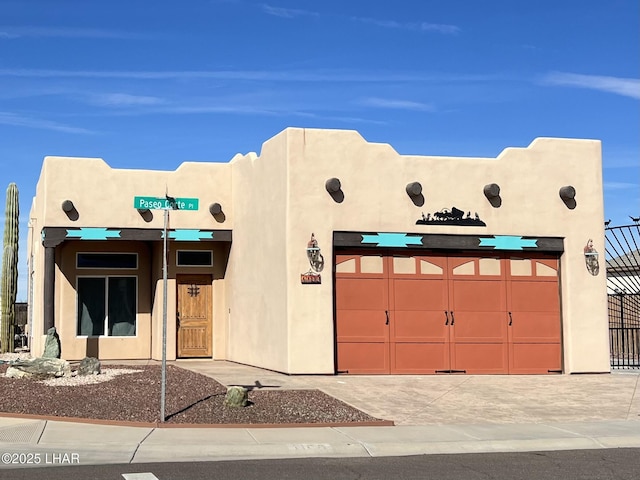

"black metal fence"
[606,222,640,369]
[608,294,640,368]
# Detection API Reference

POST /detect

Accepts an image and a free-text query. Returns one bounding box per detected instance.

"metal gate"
[606,221,640,368]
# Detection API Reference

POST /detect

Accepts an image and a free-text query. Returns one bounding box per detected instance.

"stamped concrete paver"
[175,360,640,426]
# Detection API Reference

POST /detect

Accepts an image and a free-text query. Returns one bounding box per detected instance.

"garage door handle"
[385,310,390,325]
[508,312,513,326]
[444,311,449,325]
[450,311,455,326]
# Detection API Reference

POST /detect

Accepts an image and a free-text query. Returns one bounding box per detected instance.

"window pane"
[77,253,137,269]
[108,277,136,336]
[77,278,105,336]
[177,250,212,266]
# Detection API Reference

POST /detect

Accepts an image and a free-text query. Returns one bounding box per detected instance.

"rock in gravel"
[77,357,101,376]
[5,357,71,379]
[42,327,61,359]
[224,386,248,407]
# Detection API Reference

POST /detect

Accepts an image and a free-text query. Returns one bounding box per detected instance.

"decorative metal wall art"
[583,239,600,276]
[417,207,486,226]
[301,233,323,284]
[187,284,201,297]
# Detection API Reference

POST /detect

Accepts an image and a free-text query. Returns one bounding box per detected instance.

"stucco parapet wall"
[37,155,233,230]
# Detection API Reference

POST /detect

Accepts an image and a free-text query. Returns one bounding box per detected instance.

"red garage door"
[335,252,561,374]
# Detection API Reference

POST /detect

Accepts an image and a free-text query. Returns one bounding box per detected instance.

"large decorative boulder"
[5,357,71,379]
[224,386,248,407]
[77,357,101,376]
[42,327,61,359]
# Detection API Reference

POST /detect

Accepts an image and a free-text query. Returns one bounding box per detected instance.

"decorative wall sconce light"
[583,238,599,276]
[306,233,324,273]
[559,185,577,209]
[483,183,502,208]
[61,200,74,212]
[325,177,344,203]
[209,203,223,215]
[302,233,324,284]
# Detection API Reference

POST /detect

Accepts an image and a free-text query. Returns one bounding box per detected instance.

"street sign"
[134,196,199,211]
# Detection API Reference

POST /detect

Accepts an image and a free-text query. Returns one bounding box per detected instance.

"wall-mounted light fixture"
[583,238,599,276]
[209,203,223,215]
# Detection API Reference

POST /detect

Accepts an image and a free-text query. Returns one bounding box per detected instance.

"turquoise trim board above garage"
[333,231,564,252]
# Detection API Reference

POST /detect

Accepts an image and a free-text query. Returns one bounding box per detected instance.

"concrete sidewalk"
[0,361,639,467]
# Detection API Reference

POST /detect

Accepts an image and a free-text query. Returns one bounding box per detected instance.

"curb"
[0,412,395,429]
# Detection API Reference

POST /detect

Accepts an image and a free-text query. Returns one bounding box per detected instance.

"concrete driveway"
[174,360,640,426]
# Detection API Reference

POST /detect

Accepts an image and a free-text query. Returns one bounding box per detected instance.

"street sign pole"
[160,206,168,423]
[132,194,197,423]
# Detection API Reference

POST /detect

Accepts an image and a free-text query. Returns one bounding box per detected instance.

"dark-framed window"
[77,276,137,337]
[76,253,138,269]
[176,250,213,267]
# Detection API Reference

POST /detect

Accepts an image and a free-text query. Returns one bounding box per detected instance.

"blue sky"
[1,0,639,300]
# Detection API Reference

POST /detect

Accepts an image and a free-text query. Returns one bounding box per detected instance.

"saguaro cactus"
[0,183,19,353]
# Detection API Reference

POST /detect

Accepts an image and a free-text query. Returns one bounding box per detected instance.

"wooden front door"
[177,274,212,358]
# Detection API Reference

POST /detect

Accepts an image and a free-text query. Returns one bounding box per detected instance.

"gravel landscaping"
[0,361,383,425]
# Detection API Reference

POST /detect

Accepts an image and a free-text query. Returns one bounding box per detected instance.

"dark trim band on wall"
[42,227,233,247]
[44,246,55,331]
[333,231,564,252]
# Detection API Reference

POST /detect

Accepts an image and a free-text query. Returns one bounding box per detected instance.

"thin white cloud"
[419,22,460,34]
[0,68,499,83]
[359,97,435,112]
[543,72,640,100]
[261,4,318,18]
[604,182,639,190]
[89,93,165,107]
[257,4,459,34]
[0,112,95,134]
[0,26,145,40]
[353,16,460,34]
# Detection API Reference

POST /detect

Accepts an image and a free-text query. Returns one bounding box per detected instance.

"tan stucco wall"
[224,133,290,372]
[27,127,608,373]
[28,157,233,360]
[276,128,607,373]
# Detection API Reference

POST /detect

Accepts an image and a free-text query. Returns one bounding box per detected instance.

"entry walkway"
[0,361,638,467]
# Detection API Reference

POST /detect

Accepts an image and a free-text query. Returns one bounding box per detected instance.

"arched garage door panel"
[507,256,562,373]
[390,276,450,373]
[448,257,509,374]
[335,258,390,374]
